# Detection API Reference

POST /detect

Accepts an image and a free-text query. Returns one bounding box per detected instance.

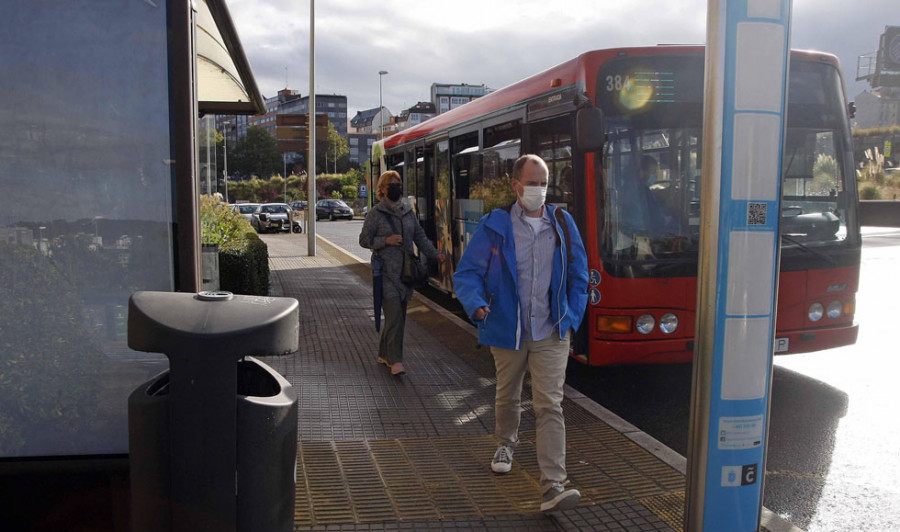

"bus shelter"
[0,0,263,528]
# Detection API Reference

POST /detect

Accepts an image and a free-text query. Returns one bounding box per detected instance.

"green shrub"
[860,185,882,200]
[200,196,270,296]
[222,175,307,203]
[218,236,270,296]
[200,195,253,248]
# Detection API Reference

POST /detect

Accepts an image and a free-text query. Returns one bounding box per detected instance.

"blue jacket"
[453,203,589,350]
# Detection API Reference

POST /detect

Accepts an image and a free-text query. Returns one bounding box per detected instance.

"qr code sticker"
[747,202,767,225]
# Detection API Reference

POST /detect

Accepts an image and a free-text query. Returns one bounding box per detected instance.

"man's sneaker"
[491,444,514,474]
[540,482,581,512]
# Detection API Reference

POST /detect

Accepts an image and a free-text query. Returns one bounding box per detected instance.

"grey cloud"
[230,0,895,119]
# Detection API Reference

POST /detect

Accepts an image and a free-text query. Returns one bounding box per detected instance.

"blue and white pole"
[685,1,792,531]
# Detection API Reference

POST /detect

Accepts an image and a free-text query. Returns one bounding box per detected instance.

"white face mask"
[518,185,546,212]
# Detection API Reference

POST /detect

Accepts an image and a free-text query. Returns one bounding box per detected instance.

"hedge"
[200,196,270,296]
[218,235,270,296]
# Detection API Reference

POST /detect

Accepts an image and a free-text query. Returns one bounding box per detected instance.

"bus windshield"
[596,54,854,275]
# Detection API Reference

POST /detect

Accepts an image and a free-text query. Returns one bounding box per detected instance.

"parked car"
[230,203,260,223]
[315,199,354,221]
[251,203,302,233]
[290,200,308,211]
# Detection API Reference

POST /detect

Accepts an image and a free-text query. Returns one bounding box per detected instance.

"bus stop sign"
[686,1,792,531]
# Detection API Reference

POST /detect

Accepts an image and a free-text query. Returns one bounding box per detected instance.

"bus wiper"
[780,234,836,265]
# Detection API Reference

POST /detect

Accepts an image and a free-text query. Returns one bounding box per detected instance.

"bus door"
[387,151,404,184]
[526,114,588,355]
[371,152,404,211]
[526,115,577,220]
[433,139,454,291]
[404,148,415,204]
[450,132,480,266]
[414,145,436,244]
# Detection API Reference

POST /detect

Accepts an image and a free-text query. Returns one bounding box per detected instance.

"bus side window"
[479,139,520,213]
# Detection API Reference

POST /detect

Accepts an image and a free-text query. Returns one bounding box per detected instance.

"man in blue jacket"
[453,154,589,513]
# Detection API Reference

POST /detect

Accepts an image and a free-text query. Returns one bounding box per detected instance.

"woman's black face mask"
[386,183,402,201]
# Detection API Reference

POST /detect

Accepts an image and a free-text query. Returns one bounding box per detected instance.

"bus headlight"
[635,314,655,334]
[827,300,842,319]
[808,302,824,322]
[659,313,679,334]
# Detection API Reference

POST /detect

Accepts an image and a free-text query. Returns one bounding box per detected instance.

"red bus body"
[375,46,861,365]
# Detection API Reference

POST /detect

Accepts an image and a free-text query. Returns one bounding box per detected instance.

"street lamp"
[378,70,388,139]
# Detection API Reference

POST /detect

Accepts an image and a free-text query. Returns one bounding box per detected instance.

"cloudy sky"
[226,0,896,119]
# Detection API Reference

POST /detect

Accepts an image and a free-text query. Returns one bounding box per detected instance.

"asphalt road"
[312,218,900,532]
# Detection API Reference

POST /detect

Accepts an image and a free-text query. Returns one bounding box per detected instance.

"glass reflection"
[0,1,173,457]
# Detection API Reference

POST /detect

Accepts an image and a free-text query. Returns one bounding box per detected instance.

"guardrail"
[860,200,900,227]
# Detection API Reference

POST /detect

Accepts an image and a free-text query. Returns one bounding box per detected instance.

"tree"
[229,125,282,180]
[319,122,349,174]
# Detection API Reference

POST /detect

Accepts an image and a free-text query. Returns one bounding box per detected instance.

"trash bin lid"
[128,291,299,358]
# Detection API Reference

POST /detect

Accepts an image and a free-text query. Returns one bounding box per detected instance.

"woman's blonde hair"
[376,170,402,200]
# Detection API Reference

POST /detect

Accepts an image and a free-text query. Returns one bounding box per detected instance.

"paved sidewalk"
[260,233,798,532]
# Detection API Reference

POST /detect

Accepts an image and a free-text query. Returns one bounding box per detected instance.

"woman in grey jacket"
[359,170,445,375]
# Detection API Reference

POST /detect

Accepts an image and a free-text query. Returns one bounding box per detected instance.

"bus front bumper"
[579,322,859,366]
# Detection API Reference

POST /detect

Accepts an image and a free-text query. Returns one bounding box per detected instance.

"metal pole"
[223,125,229,203]
[379,70,388,139]
[685,1,792,530]
[307,0,316,255]
[205,117,211,196]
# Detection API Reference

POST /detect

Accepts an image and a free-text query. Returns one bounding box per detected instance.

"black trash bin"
[127,290,299,532]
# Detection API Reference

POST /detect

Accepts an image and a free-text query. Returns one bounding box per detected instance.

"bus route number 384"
[605,75,632,92]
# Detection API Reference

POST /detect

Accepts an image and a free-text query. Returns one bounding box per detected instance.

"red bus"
[371,46,860,365]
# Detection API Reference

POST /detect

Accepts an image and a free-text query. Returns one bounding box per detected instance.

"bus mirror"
[576,107,605,152]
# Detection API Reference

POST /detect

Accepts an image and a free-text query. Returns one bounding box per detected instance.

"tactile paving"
[262,236,687,530]
[294,427,684,528]
[640,491,686,532]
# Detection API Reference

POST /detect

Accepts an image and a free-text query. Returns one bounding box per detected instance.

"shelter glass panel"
[0,1,174,457]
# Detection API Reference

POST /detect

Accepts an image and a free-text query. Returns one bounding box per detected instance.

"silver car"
[230,203,260,223]
[251,203,301,233]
